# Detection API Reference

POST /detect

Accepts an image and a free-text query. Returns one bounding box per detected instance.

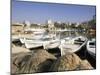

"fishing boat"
[24,41,43,49]
[23,35,53,49]
[20,34,52,43]
[20,37,37,44]
[23,35,60,49]
[59,36,87,56]
[33,30,46,34]
[87,39,96,57]
[43,39,61,49]
[24,28,46,32]
[19,31,45,44]
[12,35,20,42]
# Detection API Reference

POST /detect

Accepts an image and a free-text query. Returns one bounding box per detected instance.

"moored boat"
[59,36,87,56]
[87,39,96,58]
[12,35,20,42]
[24,41,43,49]
[43,39,61,49]
[23,35,53,49]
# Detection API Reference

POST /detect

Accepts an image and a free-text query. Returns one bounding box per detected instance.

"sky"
[12,0,96,24]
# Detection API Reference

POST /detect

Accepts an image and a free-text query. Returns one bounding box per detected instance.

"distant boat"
[33,30,46,34]
[59,36,87,56]
[87,39,96,57]
[24,28,46,32]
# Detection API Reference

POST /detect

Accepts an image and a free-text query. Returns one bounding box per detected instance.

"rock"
[50,53,94,72]
[79,60,94,70]
[12,50,94,74]
[11,63,18,74]
[12,49,56,74]
[12,43,15,48]
[50,53,81,71]
[11,52,32,74]
[12,46,30,54]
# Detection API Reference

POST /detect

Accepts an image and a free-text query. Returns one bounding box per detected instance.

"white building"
[23,20,31,27]
[47,20,54,28]
[46,20,57,34]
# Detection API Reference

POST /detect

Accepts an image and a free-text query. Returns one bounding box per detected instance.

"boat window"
[89,42,95,45]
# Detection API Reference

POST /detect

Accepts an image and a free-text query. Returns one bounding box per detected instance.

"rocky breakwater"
[12,50,93,74]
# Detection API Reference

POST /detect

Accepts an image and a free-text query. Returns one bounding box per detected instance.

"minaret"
[47,19,54,31]
[47,19,57,35]
[23,20,31,28]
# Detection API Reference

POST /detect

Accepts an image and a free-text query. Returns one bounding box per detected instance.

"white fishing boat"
[33,31,45,34]
[43,39,61,49]
[12,35,20,41]
[87,39,96,57]
[24,41,43,49]
[24,28,46,32]
[19,34,52,43]
[59,36,87,56]
[19,32,45,44]
[23,35,53,49]
[20,37,36,44]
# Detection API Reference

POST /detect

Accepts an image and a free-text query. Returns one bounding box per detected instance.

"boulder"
[50,53,94,72]
[50,53,81,71]
[79,60,93,70]
[12,46,30,54]
[11,52,32,74]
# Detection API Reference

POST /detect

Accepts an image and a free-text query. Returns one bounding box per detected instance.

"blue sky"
[12,0,96,24]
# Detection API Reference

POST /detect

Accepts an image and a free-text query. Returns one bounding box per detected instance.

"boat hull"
[87,41,96,58]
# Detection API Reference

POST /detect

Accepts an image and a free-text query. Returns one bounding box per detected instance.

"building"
[47,20,56,31]
[47,20,54,28]
[23,20,31,28]
[12,23,24,35]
